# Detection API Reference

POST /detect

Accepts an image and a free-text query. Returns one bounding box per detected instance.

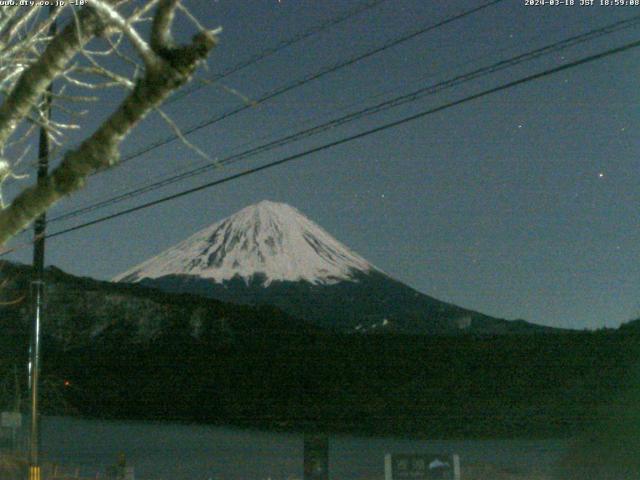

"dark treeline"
[44,329,640,439]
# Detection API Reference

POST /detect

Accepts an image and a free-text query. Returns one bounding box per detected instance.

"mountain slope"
[116,201,551,334]
[0,260,317,352]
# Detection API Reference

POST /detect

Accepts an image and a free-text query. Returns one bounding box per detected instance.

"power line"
[3,0,386,187]
[50,16,639,223]
[49,0,510,223]
[45,0,504,221]
[117,0,506,167]
[48,14,640,224]
[36,0,505,222]
[168,0,389,104]
[44,37,640,241]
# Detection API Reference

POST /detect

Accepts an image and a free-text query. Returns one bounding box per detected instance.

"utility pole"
[28,8,56,480]
[303,434,329,480]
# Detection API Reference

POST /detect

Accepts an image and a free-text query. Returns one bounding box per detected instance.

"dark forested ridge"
[137,270,555,335]
[49,330,639,439]
[0,261,638,439]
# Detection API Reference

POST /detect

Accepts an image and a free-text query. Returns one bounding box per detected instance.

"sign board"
[304,434,329,480]
[384,453,460,480]
[1,412,22,429]
[123,466,135,480]
[106,465,135,480]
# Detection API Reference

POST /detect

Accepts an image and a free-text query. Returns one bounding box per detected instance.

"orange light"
[63,380,71,387]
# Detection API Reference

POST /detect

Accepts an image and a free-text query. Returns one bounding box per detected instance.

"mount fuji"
[115,201,548,334]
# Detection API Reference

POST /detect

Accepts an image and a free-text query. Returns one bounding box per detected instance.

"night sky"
[4,0,640,330]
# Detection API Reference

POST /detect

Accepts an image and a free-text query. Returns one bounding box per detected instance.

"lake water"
[40,416,567,480]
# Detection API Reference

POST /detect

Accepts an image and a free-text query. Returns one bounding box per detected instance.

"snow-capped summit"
[114,200,376,286]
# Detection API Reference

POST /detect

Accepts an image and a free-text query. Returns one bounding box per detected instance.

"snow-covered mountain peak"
[114,201,376,286]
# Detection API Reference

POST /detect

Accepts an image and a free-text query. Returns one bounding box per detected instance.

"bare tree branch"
[151,0,179,53]
[89,0,159,68]
[0,3,218,245]
[0,7,102,149]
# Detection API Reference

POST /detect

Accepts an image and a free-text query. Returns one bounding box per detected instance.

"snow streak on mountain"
[115,201,376,286]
